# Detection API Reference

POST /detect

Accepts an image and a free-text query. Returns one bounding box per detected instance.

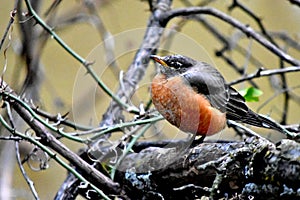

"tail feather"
[225,86,297,138]
[256,113,285,132]
[236,109,296,138]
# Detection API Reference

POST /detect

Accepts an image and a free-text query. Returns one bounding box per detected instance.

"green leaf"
[239,87,263,102]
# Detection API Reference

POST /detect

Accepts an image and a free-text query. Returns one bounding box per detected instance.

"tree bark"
[114,137,300,199]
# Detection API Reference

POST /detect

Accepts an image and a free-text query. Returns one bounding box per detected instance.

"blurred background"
[0,0,300,199]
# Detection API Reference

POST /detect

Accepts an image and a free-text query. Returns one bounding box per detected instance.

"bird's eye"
[170,61,183,68]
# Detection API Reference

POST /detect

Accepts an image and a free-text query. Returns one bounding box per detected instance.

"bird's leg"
[176,133,205,151]
[190,134,206,148]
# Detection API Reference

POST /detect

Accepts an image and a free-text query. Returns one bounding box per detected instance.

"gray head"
[150,54,198,77]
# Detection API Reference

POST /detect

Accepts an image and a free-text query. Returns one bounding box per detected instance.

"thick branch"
[115,137,300,199]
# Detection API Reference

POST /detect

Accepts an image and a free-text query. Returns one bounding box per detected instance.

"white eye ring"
[176,62,183,67]
[170,61,183,68]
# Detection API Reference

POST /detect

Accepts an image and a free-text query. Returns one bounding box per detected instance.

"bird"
[150,54,292,137]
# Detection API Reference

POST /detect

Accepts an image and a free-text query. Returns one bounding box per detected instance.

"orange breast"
[151,74,226,136]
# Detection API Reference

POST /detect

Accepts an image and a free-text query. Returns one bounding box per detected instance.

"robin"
[150,54,292,137]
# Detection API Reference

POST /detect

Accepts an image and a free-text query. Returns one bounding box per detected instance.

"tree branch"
[161,6,300,66]
[99,0,172,128]
[115,137,300,199]
[289,0,300,7]
[228,65,300,85]
[0,79,121,195]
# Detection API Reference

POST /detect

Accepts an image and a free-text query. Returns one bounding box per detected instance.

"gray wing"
[226,87,269,127]
[181,62,282,129]
[225,87,250,119]
[181,62,229,113]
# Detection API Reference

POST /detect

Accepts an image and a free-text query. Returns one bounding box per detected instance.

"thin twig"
[0,2,18,52]
[86,115,163,141]
[15,142,40,200]
[32,107,92,131]
[279,60,289,124]
[0,135,22,141]
[2,92,85,143]
[229,66,300,86]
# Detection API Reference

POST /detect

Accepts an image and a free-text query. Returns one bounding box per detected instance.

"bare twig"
[15,142,40,200]
[0,6,17,52]
[87,115,163,141]
[2,93,85,143]
[229,66,300,86]
[17,0,44,102]
[32,107,92,131]
[278,60,289,124]
[0,135,22,141]
[23,0,84,65]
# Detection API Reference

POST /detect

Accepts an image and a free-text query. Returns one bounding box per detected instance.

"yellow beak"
[150,55,168,67]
